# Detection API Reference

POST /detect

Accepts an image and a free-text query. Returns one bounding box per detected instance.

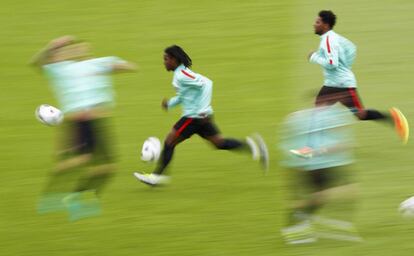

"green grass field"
[1,0,414,255]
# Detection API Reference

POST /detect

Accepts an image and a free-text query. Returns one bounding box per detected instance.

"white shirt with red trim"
[280,104,355,171]
[310,30,357,88]
[43,56,125,113]
[167,64,213,118]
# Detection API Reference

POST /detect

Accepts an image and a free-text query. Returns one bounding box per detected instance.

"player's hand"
[308,51,315,60]
[162,98,169,111]
[48,35,76,50]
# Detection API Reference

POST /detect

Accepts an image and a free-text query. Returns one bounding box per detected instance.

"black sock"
[216,138,247,150]
[360,109,388,121]
[153,143,175,175]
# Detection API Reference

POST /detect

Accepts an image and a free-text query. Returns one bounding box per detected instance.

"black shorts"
[315,86,364,113]
[58,118,113,163]
[306,167,351,191]
[173,116,220,139]
[288,166,354,200]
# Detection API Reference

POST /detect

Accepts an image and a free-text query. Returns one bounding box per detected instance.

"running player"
[307,10,409,148]
[280,92,360,244]
[31,36,136,220]
[134,45,268,186]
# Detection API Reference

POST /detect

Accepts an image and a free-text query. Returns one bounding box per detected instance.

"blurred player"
[134,45,268,186]
[306,10,409,150]
[280,92,361,244]
[31,36,136,221]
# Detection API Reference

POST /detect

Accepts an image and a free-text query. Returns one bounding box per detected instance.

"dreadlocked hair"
[164,45,192,67]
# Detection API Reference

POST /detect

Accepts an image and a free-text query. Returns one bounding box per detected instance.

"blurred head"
[314,10,336,35]
[164,45,192,71]
[52,42,92,62]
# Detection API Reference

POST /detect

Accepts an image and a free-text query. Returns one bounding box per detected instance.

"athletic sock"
[153,143,175,175]
[360,109,388,121]
[217,138,246,150]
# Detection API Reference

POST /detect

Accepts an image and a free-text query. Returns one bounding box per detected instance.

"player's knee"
[164,135,176,147]
[163,141,176,152]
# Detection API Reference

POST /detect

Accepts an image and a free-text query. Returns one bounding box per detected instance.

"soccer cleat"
[133,172,170,186]
[390,107,409,144]
[253,133,269,172]
[62,191,101,221]
[312,215,363,242]
[246,136,260,160]
[281,221,317,245]
[290,146,314,159]
[37,193,69,214]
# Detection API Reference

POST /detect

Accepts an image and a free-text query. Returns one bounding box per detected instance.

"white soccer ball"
[35,104,64,126]
[141,137,161,162]
[399,196,414,218]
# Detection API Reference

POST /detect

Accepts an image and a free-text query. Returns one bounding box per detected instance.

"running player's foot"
[290,146,314,159]
[281,220,317,245]
[133,172,170,186]
[390,107,409,144]
[62,190,101,221]
[253,133,269,172]
[37,193,69,214]
[246,136,260,160]
[312,215,363,242]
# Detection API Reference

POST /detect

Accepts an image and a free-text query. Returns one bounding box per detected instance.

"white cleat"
[246,136,260,160]
[253,133,269,172]
[133,172,170,186]
[281,221,317,245]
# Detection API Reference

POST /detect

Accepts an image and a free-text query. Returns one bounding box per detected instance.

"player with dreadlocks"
[134,45,269,186]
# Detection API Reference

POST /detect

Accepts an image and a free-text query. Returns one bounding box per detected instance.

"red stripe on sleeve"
[326,36,331,53]
[181,70,196,79]
[329,59,333,65]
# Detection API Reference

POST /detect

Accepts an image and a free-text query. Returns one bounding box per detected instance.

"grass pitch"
[1,1,414,255]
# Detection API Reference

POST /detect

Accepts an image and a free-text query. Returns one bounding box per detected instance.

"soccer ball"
[141,137,161,162]
[399,196,414,218]
[35,104,64,126]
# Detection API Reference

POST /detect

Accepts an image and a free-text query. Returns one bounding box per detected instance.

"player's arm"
[29,35,76,67]
[162,96,181,111]
[309,36,339,70]
[112,61,138,73]
[95,57,138,74]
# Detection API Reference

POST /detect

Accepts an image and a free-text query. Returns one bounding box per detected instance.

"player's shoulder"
[82,56,122,65]
[42,60,74,73]
[324,30,339,41]
[175,67,197,81]
[331,31,354,43]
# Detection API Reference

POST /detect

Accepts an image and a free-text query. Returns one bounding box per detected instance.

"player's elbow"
[326,62,338,69]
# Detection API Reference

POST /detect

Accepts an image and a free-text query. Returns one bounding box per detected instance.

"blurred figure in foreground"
[280,93,361,244]
[31,36,136,221]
